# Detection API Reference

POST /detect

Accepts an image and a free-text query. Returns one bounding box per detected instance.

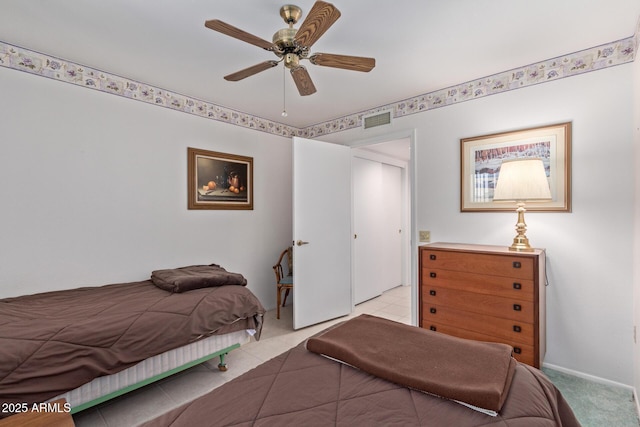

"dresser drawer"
[422,249,534,280]
[418,243,545,368]
[424,322,536,366]
[421,268,535,301]
[422,286,534,322]
[421,304,534,345]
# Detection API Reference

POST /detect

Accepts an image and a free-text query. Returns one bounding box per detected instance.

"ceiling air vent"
[363,110,392,130]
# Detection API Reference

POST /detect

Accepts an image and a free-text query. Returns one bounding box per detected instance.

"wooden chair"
[273,246,293,319]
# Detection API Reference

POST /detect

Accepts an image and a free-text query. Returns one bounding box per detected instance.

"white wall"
[323,64,636,385]
[0,66,293,309]
[633,46,640,404]
[0,41,636,388]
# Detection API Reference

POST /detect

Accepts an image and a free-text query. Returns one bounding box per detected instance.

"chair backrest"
[273,247,293,282]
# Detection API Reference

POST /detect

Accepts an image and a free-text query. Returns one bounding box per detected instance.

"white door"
[353,157,385,303]
[381,163,403,290]
[292,137,352,329]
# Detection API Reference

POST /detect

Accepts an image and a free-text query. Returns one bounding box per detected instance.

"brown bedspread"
[307,314,515,412]
[142,322,581,427]
[0,280,265,411]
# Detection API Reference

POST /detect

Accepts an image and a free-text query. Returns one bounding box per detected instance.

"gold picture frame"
[188,147,253,210]
[460,122,571,212]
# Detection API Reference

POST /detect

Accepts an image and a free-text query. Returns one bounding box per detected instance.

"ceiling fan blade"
[294,1,341,49]
[290,66,317,96]
[309,53,375,72]
[224,60,280,81]
[205,19,277,51]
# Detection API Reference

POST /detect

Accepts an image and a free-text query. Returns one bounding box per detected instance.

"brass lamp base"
[508,202,534,252]
[508,234,534,252]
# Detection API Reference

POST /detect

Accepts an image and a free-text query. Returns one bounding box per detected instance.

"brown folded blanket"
[306,314,516,413]
[151,264,247,293]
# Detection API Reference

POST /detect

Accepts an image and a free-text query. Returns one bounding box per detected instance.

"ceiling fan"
[204,1,375,96]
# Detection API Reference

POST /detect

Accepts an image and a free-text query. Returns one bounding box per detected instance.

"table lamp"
[492,158,551,251]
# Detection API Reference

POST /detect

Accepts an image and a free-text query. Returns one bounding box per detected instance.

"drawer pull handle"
[513,261,521,268]
[429,290,436,296]
[430,307,437,314]
[513,325,522,333]
[513,347,522,354]
[430,272,437,278]
[513,304,522,311]
[430,326,437,331]
[429,254,436,260]
[513,282,522,290]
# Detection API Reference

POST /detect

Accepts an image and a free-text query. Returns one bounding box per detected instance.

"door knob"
[296,240,309,246]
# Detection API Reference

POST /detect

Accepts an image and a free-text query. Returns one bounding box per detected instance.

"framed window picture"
[187,147,253,210]
[460,122,571,212]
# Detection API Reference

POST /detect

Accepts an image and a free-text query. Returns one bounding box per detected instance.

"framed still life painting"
[188,147,253,210]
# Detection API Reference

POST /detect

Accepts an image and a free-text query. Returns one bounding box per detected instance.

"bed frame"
[51,329,252,414]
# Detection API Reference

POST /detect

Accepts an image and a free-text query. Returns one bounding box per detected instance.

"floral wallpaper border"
[0,30,637,139]
[0,41,303,139]
[306,35,637,138]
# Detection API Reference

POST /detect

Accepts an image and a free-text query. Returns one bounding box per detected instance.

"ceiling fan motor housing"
[273,26,308,69]
[272,28,297,50]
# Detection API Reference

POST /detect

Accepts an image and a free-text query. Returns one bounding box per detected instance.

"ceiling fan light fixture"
[283,53,300,69]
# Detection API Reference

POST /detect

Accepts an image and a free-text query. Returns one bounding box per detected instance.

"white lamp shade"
[493,158,552,201]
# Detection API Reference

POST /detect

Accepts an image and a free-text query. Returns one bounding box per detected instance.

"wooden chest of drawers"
[419,242,546,368]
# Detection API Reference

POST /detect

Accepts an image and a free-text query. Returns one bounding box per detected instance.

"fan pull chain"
[281,65,288,117]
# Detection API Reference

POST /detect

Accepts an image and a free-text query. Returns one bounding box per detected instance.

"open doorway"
[350,130,417,325]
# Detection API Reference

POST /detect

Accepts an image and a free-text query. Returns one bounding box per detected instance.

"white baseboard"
[542,362,635,391]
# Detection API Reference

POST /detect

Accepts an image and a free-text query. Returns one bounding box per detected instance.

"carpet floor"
[543,368,639,427]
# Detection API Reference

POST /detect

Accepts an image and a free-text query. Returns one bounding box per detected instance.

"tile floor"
[73,285,412,426]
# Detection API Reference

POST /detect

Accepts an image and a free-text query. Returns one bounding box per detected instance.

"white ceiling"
[1,1,638,129]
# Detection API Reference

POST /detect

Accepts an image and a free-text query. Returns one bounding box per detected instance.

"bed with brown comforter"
[0,264,265,416]
[143,314,581,426]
